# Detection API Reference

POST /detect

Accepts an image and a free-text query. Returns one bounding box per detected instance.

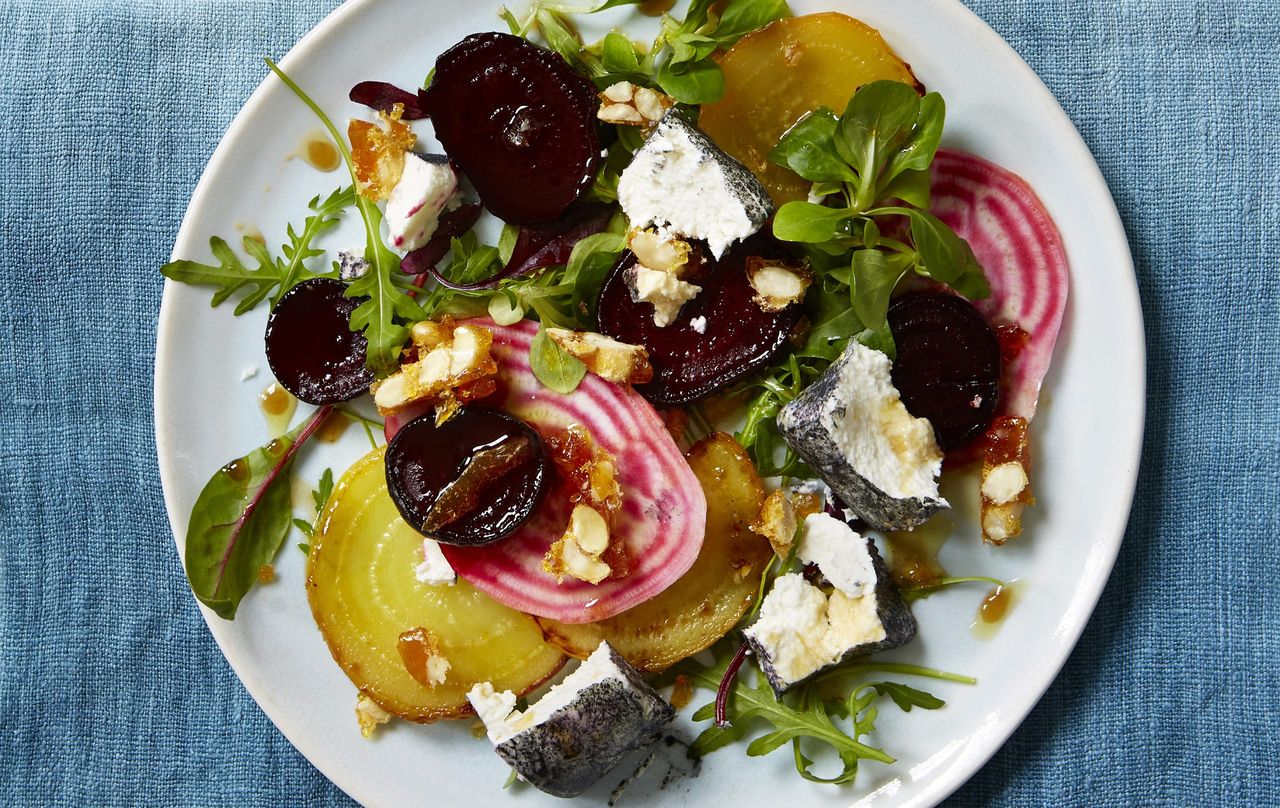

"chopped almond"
[349,105,416,201]
[372,322,498,419]
[751,489,799,558]
[746,256,812,312]
[597,81,673,126]
[628,228,691,276]
[542,426,631,583]
[979,416,1036,545]
[546,328,653,385]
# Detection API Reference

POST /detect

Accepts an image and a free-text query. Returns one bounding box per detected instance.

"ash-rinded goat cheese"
[467,641,675,798]
[617,110,772,259]
[777,340,948,531]
[743,517,916,695]
[386,153,460,252]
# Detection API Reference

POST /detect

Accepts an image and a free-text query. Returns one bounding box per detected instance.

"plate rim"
[153,0,1146,805]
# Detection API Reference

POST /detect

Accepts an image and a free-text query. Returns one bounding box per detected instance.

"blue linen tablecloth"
[1,0,1276,804]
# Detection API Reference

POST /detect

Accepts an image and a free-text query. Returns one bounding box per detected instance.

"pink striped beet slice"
[930,149,1069,423]
[385,319,706,623]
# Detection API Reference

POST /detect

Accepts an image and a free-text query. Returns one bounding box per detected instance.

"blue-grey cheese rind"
[748,539,917,696]
[493,649,675,798]
[660,110,773,233]
[776,350,947,531]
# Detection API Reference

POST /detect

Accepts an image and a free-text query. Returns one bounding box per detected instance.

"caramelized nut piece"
[372,322,499,417]
[979,416,1035,545]
[750,489,799,558]
[747,256,812,312]
[349,105,416,201]
[546,328,654,385]
[597,81,673,126]
[628,229,691,276]
[397,627,452,688]
[544,504,613,584]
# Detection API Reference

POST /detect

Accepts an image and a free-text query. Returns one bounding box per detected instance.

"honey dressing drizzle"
[259,382,297,437]
[294,130,341,172]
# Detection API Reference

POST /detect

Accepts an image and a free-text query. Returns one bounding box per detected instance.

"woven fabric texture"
[0,0,1276,805]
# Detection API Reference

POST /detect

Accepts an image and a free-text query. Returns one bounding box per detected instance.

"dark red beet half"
[385,407,549,546]
[264,279,374,405]
[888,291,1001,451]
[598,236,804,406]
[423,32,602,225]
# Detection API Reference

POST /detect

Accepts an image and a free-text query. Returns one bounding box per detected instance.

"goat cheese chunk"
[778,340,948,531]
[618,110,772,259]
[467,642,675,798]
[386,153,459,252]
[744,520,915,695]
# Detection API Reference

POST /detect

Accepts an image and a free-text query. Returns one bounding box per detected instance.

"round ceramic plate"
[155,0,1144,805]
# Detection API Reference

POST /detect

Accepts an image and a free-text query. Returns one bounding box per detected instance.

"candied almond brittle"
[542,425,631,584]
[371,318,499,421]
[349,104,416,201]
[980,416,1035,545]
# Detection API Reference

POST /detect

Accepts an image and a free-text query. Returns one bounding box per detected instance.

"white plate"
[154,0,1144,806]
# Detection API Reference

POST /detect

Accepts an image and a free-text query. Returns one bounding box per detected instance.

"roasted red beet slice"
[887,291,1002,451]
[423,33,602,225]
[264,279,374,405]
[385,407,550,546]
[349,80,430,119]
[598,236,804,406]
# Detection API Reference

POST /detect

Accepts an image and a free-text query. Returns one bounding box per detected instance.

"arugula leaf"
[161,187,353,315]
[184,408,331,620]
[266,59,424,376]
[769,107,856,184]
[866,681,946,711]
[529,327,587,393]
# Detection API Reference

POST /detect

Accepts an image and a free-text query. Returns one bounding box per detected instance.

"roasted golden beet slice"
[597,236,804,405]
[385,408,550,546]
[424,33,602,225]
[888,291,1001,451]
[537,433,772,672]
[264,279,374,405]
[308,447,564,721]
[700,13,921,205]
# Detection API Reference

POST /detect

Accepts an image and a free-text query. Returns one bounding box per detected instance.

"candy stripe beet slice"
[929,149,1069,422]
[265,278,374,404]
[597,236,805,406]
[887,291,1001,451]
[385,408,549,546]
[424,33,602,225]
[384,319,706,624]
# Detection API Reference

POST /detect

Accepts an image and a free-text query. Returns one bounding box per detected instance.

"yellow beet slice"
[307,447,564,721]
[700,12,921,204]
[537,433,772,672]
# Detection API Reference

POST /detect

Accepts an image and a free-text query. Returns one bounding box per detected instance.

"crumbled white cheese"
[825,342,944,501]
[796,513,878,598]
[468,642,629,745]
[414,538,456,586]
[982,461,1028,505]
[631,265,701,327]
[338,247,370,280]
[689,316,707,334]
[618,115,765,259]
[239,365,260,382]
[386,153,460,252]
